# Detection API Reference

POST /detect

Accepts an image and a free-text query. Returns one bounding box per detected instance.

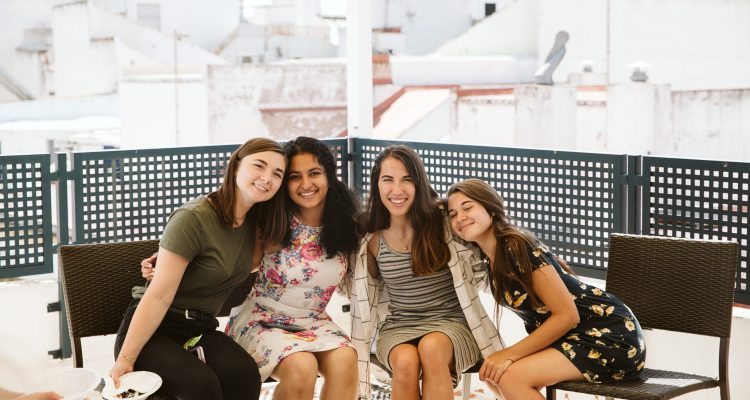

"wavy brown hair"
[207,137,287,245]
[446,178,573,307]
[366,144,449,276]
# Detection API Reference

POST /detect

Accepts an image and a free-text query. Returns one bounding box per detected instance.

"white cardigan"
[348,222,504,398]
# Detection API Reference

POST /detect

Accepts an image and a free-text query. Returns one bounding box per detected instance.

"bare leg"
[271,352,319,400]
[488,348,584,400]
[316,347,358,400]
[417,332,455,400]
[388,343,422,400]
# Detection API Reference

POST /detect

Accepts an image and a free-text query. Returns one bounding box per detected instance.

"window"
[485,3,496,17]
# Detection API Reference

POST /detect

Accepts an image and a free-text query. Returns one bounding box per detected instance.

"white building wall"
[435,0,537,58]
[537,0,608,84]
[119,75,208,149]
[609,0,750,90]
[89,5,227,66]
[453,95,515,146]
[51,1,119,97]
[575,93,607,153]
[218,24,267,63]
[390,56,535,86]
[539,0,750,90]
[370,0,475,55]
[207,62,347,144]
[0,0,53,101]
[664,89,750,161]
[399,99,450,142]
[123,0,240,52]
[250,0,324,27]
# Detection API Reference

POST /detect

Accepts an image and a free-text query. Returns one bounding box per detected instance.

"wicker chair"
[546,233,739,400]
[58,239,257,400]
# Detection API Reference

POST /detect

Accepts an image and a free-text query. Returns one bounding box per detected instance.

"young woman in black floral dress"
[445,179,646,400]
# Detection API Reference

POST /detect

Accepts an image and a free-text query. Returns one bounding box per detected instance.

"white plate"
[101,371,162,400]
[41,368,101,400]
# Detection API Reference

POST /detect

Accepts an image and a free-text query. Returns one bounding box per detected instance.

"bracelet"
[119,354,137,365]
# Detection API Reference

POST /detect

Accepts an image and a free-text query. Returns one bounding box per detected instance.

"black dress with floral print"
[494,241,646,383]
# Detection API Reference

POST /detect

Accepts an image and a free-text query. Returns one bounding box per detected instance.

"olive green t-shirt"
[159,196,255,315]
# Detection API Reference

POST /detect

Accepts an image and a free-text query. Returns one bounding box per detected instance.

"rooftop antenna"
[534,30,569,85]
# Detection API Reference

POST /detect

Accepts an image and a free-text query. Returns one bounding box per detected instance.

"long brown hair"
[207,138,287,245]
[366,144,449,276]
[446,179,573,307]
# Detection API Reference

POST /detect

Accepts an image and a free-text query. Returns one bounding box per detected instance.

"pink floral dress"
[225,216,352,381]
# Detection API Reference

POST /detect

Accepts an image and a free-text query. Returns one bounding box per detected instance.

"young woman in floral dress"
[225,137,361,400]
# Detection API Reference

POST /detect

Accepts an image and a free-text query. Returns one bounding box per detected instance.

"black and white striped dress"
[374,235,481,386]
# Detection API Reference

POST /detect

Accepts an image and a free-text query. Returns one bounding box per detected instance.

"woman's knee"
[320,347,357,378]
[496,364,526,393]
[416,334,452,367]
[276,353,319,384]
[389,346,421,374]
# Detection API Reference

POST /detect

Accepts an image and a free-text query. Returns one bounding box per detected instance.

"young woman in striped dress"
[350,145,503,400]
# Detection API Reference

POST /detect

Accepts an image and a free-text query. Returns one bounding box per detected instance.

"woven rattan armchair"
[58,239,257,399]
[546,233,739,400]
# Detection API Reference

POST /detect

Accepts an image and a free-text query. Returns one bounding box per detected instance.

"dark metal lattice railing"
[641,156,750,304]
[0,154,53,278]
[0,138,746,307]
[353,140,628,279]
[70,139,348,244]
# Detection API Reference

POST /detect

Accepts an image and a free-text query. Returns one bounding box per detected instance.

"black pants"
[115,300,261,400]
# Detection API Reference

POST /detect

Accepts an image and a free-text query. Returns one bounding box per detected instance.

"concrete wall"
[89,5,227,66]
[450,85,750,161]
[390,56,536,86]
[664,89,750,161]
[452,94,516,146]
[370,0,475,55]
[0,0,53,101]
[609,0,750,90]
[123,0,240,52]
[435,0,537,58]
[207,61,347,143]
[119,74,208,149]
[537,0,609,84]
[51,1,119,97]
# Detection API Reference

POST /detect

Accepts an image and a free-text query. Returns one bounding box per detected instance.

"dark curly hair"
[282,137,362,258]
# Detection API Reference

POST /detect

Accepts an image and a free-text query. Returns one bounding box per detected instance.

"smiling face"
[287,152,329,214]
[234,150,286,207]
[447,190,493,242]
[377,156,416,219]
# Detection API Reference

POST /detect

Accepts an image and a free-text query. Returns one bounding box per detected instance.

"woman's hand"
[109,355,135,388]
[140,253,158,280]
[479,351,516,385]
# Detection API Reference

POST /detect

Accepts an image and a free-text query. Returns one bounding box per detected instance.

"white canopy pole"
[346,0,373,139]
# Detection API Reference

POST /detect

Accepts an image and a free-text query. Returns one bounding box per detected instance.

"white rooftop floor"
[2,276,749,399]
